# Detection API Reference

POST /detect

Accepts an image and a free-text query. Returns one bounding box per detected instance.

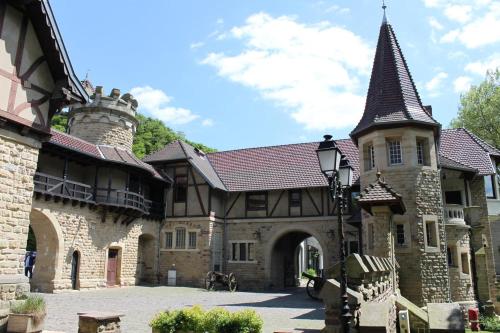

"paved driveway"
[39,286,324,333]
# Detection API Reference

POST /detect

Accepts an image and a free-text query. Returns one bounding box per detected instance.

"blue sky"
[51,0,500,151]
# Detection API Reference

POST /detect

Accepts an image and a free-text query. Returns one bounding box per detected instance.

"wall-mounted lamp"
[327,229,335,240]
[253,230,262,241]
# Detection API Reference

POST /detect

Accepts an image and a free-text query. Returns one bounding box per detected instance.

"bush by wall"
[480,314,500,332]
[150,306,263,333]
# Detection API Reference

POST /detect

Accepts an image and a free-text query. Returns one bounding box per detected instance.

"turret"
[67,86,139,151]
[352,11,450,306]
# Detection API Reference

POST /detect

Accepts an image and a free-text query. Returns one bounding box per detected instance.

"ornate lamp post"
[316,134,353,333]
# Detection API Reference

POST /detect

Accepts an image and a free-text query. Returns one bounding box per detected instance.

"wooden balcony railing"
[34,172,93,202]
[34,172,164,217]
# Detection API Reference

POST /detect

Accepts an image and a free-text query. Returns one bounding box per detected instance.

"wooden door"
[107,249,119,286]
[71,251,79,290]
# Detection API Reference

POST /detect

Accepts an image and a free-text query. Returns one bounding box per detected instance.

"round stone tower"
[68,86,139,151]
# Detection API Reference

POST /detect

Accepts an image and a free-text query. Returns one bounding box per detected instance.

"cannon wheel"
[306,279,321,301]
[205,271,216,291]
[227,273,237,292]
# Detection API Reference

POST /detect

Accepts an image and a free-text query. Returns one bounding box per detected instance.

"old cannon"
[301,271,324,301]
[205,271,237,292]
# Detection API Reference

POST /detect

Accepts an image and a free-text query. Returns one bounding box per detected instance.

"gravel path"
[38,286,324,333]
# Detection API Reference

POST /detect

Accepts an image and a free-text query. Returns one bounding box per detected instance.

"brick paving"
[38,286,324,333]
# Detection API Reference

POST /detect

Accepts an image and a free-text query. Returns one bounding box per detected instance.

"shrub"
[303,268,317,277]
[10,295,46,324]
[150,306,263,333]
[480,314,500,331]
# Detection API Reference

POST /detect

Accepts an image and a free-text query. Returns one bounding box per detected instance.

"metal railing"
[34,172,93,202]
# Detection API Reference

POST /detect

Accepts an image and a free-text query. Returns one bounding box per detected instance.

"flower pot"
[7,313,45,333]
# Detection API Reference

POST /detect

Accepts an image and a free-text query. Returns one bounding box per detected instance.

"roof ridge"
[208,139,353,156]
[143,140,185,161]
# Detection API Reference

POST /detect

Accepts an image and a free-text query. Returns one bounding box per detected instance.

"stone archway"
[265,227,328,289]
[136,234,156,285]
[28,208,64,292]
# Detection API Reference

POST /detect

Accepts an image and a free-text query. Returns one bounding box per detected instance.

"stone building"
[1,1,500,331]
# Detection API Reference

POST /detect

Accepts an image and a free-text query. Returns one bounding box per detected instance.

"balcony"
[34,172,94,204]
[444,204,466,226]
[33,172,164,218]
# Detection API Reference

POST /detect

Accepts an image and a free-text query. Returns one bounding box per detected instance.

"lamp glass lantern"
[316,135,342,178]
[339,161,354,187]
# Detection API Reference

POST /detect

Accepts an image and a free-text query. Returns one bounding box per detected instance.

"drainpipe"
[222,192,228,274]
[389,213,396,293]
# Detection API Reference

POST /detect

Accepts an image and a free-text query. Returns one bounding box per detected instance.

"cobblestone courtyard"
[38,286,324,333]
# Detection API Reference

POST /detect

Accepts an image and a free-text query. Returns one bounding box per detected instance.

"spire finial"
[382,0,387,24]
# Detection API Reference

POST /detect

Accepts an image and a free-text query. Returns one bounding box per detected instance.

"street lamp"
[316,134,353,333]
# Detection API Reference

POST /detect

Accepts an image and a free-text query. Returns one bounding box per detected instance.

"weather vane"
[382,0,387,23]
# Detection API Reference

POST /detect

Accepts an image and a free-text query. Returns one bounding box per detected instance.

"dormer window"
[363,143,375,171]
[387,138,403,165]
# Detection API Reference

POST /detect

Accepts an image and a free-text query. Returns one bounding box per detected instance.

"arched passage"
[28,208,64,292]
[268,230,326,289]
[136,234,156,284]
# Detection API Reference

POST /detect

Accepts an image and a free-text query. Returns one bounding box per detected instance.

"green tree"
[450,69,500,148]
[50,112,216,159]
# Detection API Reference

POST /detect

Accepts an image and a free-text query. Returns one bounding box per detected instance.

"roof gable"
[358,172,406,215]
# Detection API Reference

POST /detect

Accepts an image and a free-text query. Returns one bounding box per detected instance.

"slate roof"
[440,128,499,175]
[439,156,477,173]
[144,141,226,190]
[350,18,439,142]
[48,130,167,182]
[358,173,406,215]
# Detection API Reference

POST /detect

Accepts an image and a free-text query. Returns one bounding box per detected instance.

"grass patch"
[10,295,46,324]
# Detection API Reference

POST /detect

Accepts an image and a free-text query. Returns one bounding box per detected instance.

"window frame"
[485,175,497,199]
[460,252,470,275]
[162,227,199,251]
[289,189,302,208]
[229,241,257,263]
[363,142,376,171]
[188,231,197,249]
[423,216,440,252]
[165,231,173,249]
[246,192,268,212]
[175,227,186,249]
[387,138,403,166]
[395,224,406,246]
[174,174,188,203]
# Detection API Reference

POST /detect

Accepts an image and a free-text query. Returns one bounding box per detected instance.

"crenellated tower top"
[67,86,139,151]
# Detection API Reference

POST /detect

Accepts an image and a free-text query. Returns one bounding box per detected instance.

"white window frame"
[161,227,200,252]
[228,240,257,264]
[387,138,403,166]
[423,215,440,252]
[395,224,406,246]
[363,142,376,171]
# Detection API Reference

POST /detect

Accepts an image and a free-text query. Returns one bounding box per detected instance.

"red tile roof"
[440,128,499,175]
[207,139,360,192]
[351,21,438,142]
[48,130,167,181]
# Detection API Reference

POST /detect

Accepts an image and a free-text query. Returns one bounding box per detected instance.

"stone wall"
[0,132,40,303]
[446,225,475,302]
[69,119,134,152]
[30,200,159,292]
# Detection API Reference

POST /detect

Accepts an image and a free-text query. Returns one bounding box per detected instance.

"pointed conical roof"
[350,18,439,143]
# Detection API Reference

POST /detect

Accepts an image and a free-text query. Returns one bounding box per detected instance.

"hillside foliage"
[50,112,216,159]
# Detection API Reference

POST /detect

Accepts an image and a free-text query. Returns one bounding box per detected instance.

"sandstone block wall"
[0,133,40,305]
[69,121,134,152]
[30,200,159,292]
[446,225,475,302]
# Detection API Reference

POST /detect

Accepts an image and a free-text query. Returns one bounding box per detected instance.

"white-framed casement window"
[229,241,256,263]
[363,142,376,171]
[162,227,199,251]
[423,215,439,251]
[386,138,403,166]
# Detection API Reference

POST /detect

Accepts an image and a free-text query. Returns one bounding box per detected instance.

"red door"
[107,249,119,286]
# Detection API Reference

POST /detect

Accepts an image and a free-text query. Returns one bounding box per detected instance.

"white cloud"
[425,72,448,97]
[201,12,373,130]
[325,5,350,14]
[465,53,500,75]
[130,86,199,125]
[201,118,214,127]
[428,1,500,48]
[453,76,472,93]
[428,17,444,30]
[444,4,472,23]
[190,42,204,49]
